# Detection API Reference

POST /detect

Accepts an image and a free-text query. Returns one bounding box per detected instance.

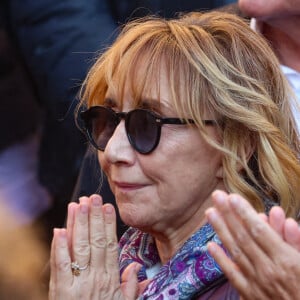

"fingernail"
[60,228,67,239]
[91,195,101,206]
[80,203,88,214]
[79,196,86,204]
[104,205,113,214]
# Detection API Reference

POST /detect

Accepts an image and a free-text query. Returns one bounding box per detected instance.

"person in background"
[239,0,300,131]
[0,1,51,225]
[5,0,118,235]
[204,1,300,299]
[49,11,300,299]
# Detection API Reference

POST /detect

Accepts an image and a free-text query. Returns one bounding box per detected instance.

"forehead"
[105,54,177,111]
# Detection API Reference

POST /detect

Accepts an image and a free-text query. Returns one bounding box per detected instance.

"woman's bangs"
[108,37,171,107]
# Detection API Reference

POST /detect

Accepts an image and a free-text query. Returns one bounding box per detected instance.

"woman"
[49,11,300,299]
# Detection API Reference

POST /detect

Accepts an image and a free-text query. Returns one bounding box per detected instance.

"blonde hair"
[79,11,300,218]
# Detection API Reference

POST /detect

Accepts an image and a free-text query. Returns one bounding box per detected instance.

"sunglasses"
[80,105,215,154]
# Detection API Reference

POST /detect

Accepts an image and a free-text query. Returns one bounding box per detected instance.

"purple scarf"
[119,223,225,299]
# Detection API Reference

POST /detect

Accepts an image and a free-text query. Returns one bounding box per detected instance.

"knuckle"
[235,231,247,243]
[224,267,237,283]
[250,222,265,237]
[56,260,70,272]
[92,235,107,249]
[74,242,90,256]
[94,273,110,289]
[231,246,242,262]
[260,264,277,283]
[106,239,118,252]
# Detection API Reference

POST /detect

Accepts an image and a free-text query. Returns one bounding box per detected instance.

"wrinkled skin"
[49,195,148,300]
[206,190,300,300]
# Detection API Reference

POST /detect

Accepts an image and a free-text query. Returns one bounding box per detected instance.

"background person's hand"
[205,190,300,300]
[49,194,140,300]
[238,0,297,18]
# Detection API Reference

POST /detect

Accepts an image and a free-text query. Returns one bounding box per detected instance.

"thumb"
[121,262,142,300]
[138,279,151,295]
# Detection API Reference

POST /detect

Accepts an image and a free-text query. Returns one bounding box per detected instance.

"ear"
[216,162,224,179]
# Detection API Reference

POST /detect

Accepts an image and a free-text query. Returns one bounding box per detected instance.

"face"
[98,63,225,236]
[238,0,300,18]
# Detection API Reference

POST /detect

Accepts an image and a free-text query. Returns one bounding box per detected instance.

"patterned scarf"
[119,223,225,299]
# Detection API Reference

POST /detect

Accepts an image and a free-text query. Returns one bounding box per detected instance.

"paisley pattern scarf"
[119,223,225,299]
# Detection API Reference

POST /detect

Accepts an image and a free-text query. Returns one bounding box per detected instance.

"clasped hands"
[49,195,147,300]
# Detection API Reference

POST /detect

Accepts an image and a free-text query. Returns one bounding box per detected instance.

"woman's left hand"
[49,194,140,300]
[205,190,300,300]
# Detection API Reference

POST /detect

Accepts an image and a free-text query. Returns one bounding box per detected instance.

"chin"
[119,209,151,230]
[119,205,140,225]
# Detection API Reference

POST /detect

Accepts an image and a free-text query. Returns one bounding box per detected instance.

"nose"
[103,120,136,164]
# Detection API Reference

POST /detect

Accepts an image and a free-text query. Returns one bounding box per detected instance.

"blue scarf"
[119,223,225,299]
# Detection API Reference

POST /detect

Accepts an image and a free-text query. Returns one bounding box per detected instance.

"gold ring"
[71,261,89,276]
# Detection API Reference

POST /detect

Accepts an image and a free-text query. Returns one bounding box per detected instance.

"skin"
[203,1,300,298]
[206,190,300,300]
[49,62,226,298]
[49,195,142,299]
[238,0,300,18]
[238,0,300,72]
[98,64,225,263]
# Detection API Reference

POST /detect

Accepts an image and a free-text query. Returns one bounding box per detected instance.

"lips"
[113,181,147,191]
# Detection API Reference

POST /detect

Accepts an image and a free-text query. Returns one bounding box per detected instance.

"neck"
[152,197,213,265]
[262,17,300,72]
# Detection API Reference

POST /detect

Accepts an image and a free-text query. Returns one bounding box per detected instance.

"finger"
[284,218,300,251]
[205,207,254,274]
[258,212,268,223]
[121,262,142,299]
[224,193,300,297]
[227,193,285,257]
[89,194,105,270]
[103,204,120,284]
[79,196,90,206]
[138,280,151,295]
[49,229,57,300]
[269,206,285,237]
[207,242,250,294]
[52,229,73,297]
[72,202,90,268]
[210,192,263,266]
[66,202,78,251]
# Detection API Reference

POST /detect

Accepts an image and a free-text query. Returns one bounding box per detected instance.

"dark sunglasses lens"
[86,107,117,150]
[127,110,159,154]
